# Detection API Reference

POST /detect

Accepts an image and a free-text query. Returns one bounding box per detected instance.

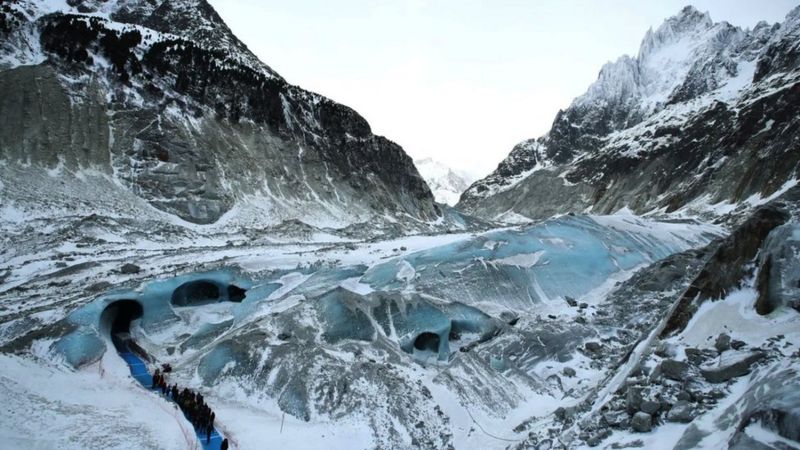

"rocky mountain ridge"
[0,0,444,231]
[459,6,800,223]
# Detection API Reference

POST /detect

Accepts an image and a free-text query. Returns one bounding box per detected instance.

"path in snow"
[117,344,225,450]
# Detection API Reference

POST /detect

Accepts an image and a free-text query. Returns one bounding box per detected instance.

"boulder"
[660,359,690,381]
[584,341,602,353]
[666,400,695,423]
[641,400,660,415]
[120,263,141,274]
[685,348,718,365]
[700,351,766,383]
[626,387,643,414]
[631,412,652,432]
[714,333,731,352]
[86,281,113,293]
[563,366,577,377]
[554,406,578,422]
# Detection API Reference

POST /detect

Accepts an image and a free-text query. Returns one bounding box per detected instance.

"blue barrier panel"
[118,346,225,450]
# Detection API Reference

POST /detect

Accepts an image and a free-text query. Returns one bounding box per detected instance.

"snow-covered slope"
[414,158,474,206]
[0,0,443,232]
[460,6,800,223]
[3,188,799,449]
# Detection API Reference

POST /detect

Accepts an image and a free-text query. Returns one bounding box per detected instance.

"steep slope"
[460,6,800,222]
[414,158,473,206]
[0,0,440,229]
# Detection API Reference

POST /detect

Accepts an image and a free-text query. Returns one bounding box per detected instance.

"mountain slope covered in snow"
[414,158,474,206]
[459,6,800,222]
[0,0,442,231]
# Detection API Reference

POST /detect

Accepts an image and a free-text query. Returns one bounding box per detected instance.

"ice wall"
[52,270,254,367]
[361,215,718,311]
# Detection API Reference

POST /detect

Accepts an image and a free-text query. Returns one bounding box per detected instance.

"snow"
[678,287,800,350]
[490,251,545,268]
[414,158,474,206]
[0,352,194,450]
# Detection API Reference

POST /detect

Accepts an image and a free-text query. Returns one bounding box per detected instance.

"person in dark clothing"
[220,438,229,450]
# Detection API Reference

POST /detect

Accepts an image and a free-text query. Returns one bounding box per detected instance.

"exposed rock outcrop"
[0,1,439,228]
[459,6,800,223]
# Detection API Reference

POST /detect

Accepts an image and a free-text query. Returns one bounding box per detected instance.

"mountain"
[0,0,442,231]
[2,4,800,450]
[414,158,474,206]
[459,6,800,222]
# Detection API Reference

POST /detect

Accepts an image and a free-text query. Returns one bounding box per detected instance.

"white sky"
[209,0,797,178]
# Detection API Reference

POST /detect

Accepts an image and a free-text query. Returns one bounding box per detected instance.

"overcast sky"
[209,0,797,178]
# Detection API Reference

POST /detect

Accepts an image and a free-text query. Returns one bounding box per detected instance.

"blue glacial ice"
[360,215,717,311]
[53,215,717,368]
[53,269,254,367]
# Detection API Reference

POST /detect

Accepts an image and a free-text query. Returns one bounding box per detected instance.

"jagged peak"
[638,5,714,60]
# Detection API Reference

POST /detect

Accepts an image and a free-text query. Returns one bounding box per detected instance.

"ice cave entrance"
[170,280,248,306]
[414,332,442,353]
[100,299,144,335]
[100,299,147,355]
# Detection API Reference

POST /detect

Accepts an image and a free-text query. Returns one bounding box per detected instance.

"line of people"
[153,367,229,449]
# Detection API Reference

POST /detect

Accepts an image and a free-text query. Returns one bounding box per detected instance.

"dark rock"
[700,351,766,383]
[730,339,747,350]
[631,412,652,432]
[756,223,800,314]
[685,348,717,365]
[676,391,691,401]
[586,429,611,447]
[120,263,141,274]
[49,261,100,278]
[610,440,644,449]
[585,341,602,353]
[714,333,731,352]
[546,374,563,391]
[603,410,629,428]
[554,406,578,422]
[565,296,578,307]
[660,359,690,381]
[86,281,113,293]
[627,387,643,414]
[640,400,660,415]
[563,367,577,377]
[662,206,791,337]
[666,400,695,423]
[54,261,68,268]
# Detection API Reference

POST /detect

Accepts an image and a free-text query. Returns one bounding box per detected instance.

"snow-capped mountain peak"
[637,6,714,61]
[460,6,800,223]
[414,158,474,206]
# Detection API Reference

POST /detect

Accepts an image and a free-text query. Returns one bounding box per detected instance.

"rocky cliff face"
[0,0,439,227]
[460,6,800,222]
